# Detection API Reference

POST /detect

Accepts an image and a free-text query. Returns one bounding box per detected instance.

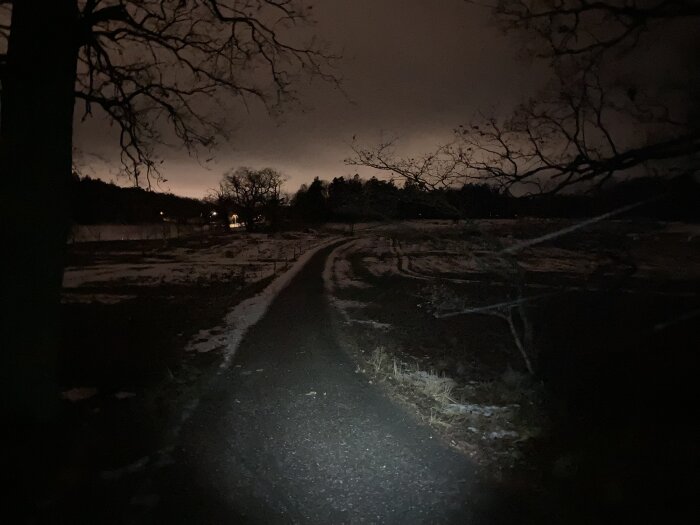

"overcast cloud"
[74,0,545,198]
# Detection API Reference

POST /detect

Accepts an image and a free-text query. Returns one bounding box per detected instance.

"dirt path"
[152,242,475,524]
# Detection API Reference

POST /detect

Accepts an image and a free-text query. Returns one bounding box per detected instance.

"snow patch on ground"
[443,403,518,417]
[324,239,394,331]
[61,293,138,304]
[61,387,98,402]
[69,224,208,243]
[184,237,342,369]
[333,299,370,310]
[327,223,697,284]
[63,234,325,292]
[346,319,393,330]
[409,255,482,276]
[100,455,151,481]
[322,238,372,292]
[114,391,137,400]
[363,256,397,277]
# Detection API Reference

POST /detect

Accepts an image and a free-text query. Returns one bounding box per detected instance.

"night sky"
[73,0,545,198]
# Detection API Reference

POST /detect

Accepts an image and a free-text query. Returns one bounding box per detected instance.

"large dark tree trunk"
[0,1,79,429]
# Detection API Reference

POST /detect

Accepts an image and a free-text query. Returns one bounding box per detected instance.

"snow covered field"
[59,229,339,404]
[324,220,700,285]
[68,223,210,243]
[63,231,333,304]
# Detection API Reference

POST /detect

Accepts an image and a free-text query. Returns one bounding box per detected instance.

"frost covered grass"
[386,352,457,405]
[356,345,543,467]
[366,347,455,403]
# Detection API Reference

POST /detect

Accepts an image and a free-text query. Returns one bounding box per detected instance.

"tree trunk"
[0,1,79,427]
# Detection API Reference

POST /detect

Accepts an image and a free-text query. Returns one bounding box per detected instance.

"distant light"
[160,211,165,215]
[212,211,218,216]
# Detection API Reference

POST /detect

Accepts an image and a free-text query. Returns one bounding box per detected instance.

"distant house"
[229,213,243,229]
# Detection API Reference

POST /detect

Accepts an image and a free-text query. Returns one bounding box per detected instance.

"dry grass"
[392,363,457,404]
[368,346,389,374]
[356,345,544,469]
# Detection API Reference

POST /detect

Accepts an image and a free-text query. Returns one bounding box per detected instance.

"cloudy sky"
[74,0,543,199]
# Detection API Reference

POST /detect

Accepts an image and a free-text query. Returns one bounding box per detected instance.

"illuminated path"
[155,243,475,523]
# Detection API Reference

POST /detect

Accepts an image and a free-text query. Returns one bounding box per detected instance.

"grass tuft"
[358,345,544,468]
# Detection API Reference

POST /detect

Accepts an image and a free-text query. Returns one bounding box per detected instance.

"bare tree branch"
[490,0,700,59]
[347,138,466,191]
[350,1,699,193]
[213,166,285,228]
[70,0,339,186]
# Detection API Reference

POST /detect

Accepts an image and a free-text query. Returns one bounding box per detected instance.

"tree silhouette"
[349,0,699,193]
[327,174,365,220]
[215,166,285,230]
[491,0,700,58]
[0,1,336,424]
[346,0,700,377]
[454,0,700,192]
[293,176,329,223]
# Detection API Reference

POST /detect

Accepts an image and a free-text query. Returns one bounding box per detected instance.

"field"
[324,219,698,522]
[57,228,338,494]
[56,219,698,523]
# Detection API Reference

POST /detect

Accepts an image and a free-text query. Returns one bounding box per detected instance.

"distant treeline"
[291,174,699,223]
[71,175,207,224]
[71,172,698,226]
